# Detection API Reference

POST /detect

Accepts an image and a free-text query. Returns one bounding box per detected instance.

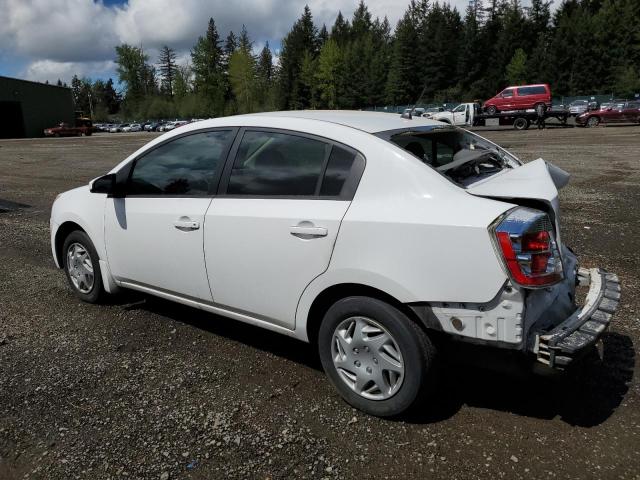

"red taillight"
[493,208,563,287]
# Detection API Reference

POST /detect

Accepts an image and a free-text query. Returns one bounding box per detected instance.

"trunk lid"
[467,158,570,247]
[466,158,569,213]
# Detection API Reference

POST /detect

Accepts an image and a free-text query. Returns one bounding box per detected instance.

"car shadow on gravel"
[125,294,323,371]
[409,332,634,427]
[116,294,633,428]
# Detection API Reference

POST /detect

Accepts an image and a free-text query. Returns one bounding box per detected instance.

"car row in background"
[94,119,201,133]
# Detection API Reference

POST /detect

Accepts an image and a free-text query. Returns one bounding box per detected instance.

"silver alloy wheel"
[588,116,599,127]
[66,242,94,294]
[331,316,405,401]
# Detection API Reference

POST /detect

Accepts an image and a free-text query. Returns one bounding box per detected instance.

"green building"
[0,76,74,138]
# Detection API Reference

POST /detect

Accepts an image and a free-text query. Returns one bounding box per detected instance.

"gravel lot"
[1,126,639,479]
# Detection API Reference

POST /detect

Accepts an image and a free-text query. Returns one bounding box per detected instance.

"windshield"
[377,125,520,187]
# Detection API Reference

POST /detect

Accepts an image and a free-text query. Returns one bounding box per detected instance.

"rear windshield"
[377,126,520,187]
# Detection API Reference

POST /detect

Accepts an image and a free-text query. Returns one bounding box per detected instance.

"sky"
[0,0,501,87]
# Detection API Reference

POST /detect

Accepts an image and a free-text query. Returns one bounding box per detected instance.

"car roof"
[227,110,443,134]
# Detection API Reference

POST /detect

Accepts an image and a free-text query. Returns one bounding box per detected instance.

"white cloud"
[0,0,475,83]
[23,59,117,83]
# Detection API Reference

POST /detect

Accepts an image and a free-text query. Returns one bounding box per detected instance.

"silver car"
[568,100,589,116]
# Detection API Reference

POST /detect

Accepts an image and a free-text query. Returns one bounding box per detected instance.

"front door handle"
[174,219,200,231]
[290,225,328,238]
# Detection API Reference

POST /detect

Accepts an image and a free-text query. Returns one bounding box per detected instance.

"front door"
[105,129,236,301]
[204,129,361,328]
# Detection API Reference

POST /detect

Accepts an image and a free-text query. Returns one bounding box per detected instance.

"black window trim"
[113,127,240,198]
[216,126,365,201]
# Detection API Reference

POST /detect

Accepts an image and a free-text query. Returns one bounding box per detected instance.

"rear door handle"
[174,220,200,231]
[290,225,328,238]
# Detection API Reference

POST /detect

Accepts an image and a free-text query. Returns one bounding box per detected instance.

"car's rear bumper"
[532,268,620,369]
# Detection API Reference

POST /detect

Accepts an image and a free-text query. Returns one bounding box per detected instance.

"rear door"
[204,129,364,328]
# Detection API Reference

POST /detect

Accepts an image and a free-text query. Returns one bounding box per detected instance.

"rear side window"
[128,130,233,195]
[518,86,547,96]
[227,131,331,196]
[319,146,356,196]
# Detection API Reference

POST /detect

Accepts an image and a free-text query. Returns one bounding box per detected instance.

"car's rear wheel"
[62,231,105,303]
[486,105,497,115]
[587,116,600,127]
[513,117,529,130]
[318,296,437,417]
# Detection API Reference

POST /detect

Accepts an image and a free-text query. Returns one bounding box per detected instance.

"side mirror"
[90,173,116,195]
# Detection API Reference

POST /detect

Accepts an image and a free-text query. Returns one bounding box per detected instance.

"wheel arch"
[304,283,428,347]
[54,221,86,268]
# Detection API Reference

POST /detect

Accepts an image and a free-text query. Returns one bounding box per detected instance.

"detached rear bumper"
[533,268,620,369]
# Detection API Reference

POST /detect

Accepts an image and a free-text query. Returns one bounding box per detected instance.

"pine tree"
[238,25,253,54]
[385,9,420,105]
[229,49,257,113]
[277,5,319,109]
[506,48,528,84]
[257,42,273,82]
[331,11,351,46]
[316,38,343,108]
[158,45,177,96]
[191,18,225,114]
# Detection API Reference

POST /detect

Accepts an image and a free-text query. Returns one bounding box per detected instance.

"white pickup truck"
[424,103,479,126]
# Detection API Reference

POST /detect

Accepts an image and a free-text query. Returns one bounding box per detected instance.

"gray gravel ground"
[0,125,639,479]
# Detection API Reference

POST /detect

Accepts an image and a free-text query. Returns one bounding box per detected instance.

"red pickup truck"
[44,118,94,137]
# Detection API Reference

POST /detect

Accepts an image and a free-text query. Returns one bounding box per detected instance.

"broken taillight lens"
[493,207,563,287]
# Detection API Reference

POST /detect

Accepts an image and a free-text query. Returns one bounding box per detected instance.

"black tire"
[62,230,106,303]
[486,105,497,115]
[318,296,437,417]
[587,116,600,127]
[513,117,529,130]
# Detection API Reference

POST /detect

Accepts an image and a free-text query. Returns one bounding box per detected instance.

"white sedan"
[50,111,619,416]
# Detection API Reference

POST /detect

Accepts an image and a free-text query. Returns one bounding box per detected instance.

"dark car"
[44,118,93,137]
[575,101,640,127]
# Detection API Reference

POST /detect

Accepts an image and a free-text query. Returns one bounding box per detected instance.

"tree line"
[70,0,640,121]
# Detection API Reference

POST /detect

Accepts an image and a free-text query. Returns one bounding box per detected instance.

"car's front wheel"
[318,296,437,417]
[587,116,600,127]
[62,231,105,303]
[485,105,497,115]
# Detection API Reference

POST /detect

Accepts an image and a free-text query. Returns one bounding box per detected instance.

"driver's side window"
[128,130,234,196]
[501,88,514,98]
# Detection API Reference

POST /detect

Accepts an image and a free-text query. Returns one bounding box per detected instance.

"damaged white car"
[50,111,620,417]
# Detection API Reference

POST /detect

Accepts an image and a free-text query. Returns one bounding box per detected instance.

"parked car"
[483,84,552,115]
[568,100,589,116]
[50,111,619,417]
[44,118,94,137]
[575,101,640,127]
[163,120,189,131]
[129,123,143,132]
[158,121,175,132]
